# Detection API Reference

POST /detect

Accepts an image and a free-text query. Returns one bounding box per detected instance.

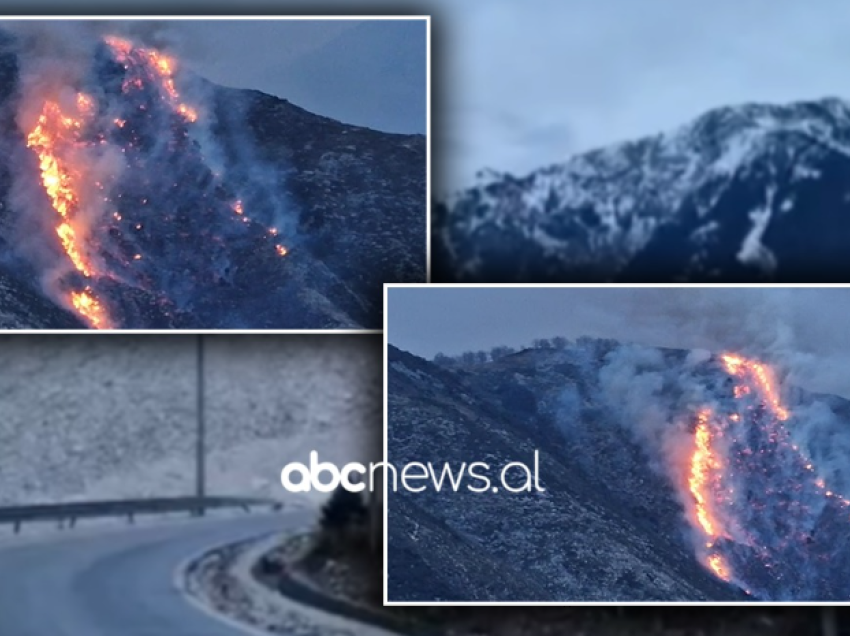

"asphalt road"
[0,511,304,636]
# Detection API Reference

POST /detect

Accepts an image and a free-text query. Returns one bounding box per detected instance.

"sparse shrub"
[319,484,368,532]
[311,484,372,559]
[433,352,455,366]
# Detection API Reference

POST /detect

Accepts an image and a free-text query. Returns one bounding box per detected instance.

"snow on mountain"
[433,97,850,282]
[0,336,381,507]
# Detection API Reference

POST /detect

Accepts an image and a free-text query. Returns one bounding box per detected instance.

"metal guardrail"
[0,496,282,533]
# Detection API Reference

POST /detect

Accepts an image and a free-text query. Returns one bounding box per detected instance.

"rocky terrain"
[433,97,850,283]
[386,339,850,602]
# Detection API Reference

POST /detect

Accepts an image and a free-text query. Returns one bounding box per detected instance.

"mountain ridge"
[434,96,850,283]
[386,339,850,601]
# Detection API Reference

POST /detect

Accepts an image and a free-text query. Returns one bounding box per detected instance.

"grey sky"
[0,17,427,135]
[170,20,358,90]
[387,287,850,399]
[167,19,427,134]
[435,0,850,191]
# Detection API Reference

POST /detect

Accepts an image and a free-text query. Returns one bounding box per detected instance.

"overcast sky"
[387,287,850,399]
[170,20,357,90]
[167,19,426,134]
[11,3,848,185]
[7,1,849,179]
[434,0,850,191]
[2,17,426,135]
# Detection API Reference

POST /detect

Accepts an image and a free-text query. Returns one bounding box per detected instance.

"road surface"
[0,511,305,635]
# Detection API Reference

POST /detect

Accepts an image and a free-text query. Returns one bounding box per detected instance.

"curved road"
[0,511,306,635]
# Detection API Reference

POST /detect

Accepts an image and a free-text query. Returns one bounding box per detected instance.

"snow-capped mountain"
[433,97,850,282]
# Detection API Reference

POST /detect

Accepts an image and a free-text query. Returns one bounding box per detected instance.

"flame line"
[26,97,113,329]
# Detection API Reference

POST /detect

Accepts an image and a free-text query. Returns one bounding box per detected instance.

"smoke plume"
[586,339,850,599]
[0,21,298,328]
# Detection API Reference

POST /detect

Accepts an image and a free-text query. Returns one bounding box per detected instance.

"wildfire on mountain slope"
[687,407,731,581]
[103,35,197,123]
[22,34,289,329]
[685,354,850,596]
[230,198,289,256]
[721,354,789,421]
[25,95,113,329]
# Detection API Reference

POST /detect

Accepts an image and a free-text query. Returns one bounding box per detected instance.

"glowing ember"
[70,288,111,329]
[104,35,197,123]
[689,409,724,538]
[76,93,94,114]
[684,353,850,592]
[22,36,282,330]
[708,554,731,581]
[722,354,789,420]
[230,200,288,257]
[56,222,89,276]
[177,103,198,123]
[103,35,132,56]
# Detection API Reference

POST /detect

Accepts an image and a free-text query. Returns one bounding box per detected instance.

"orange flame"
[56,222,89,276]
[707,554,731,581]
[275,244,288,257]
[103,35,132,56]
[722,354,789,420]
[26,95,112,329]
[686,354,794,584]
[689,408,723,538]
[104,35,197,123]
[71,289,110,329]
[686,354,850,586]
[688,408,735,582]
[27,98,93,276]
[177,103,198,123]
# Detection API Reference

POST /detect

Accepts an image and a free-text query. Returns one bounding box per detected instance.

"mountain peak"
[434,96,850,283]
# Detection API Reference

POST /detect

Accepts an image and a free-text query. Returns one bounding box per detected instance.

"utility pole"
[369,464,382,553]
[822,608,837,636]
[196,334,206,514]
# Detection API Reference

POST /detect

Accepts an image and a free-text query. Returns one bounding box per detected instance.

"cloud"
[439,0,850,190]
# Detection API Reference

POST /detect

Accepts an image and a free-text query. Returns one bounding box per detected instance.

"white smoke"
[0,20,300,326]
[588,337,850,599]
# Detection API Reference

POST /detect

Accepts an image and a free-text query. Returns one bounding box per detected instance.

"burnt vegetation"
[0,31,426,329]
